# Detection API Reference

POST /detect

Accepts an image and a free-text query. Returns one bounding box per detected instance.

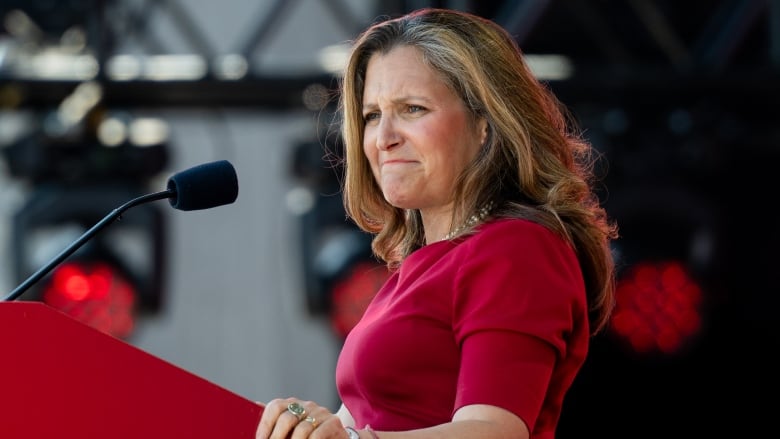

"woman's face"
[361,45,486,215]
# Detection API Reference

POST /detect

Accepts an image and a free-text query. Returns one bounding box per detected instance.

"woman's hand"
[256,397,349,439]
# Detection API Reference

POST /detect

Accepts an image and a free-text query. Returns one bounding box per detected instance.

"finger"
[290,404,340,439]
[256,398,301,439]
[269,414,300,439]
[256,399,281,438]
[276,399,318,439]
[288,416,316,439]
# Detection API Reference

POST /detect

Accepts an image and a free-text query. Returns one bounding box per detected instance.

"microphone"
[167,160,238,211]
[2,160,239,302]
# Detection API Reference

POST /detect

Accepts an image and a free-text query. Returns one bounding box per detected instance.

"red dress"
[335,218,590,439]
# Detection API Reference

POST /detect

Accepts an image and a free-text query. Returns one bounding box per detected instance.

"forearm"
[352,419,528,439]
[347,403,529,439]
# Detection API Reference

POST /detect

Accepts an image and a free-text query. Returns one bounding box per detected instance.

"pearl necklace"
[442,202,495,241]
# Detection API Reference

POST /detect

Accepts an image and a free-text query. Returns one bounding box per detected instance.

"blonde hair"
[338,8,618,334]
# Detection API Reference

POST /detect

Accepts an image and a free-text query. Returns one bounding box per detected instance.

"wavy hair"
[337,8,618,334]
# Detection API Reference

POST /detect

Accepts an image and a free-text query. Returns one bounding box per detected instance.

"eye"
[407,105,425,113]
[363,111,380,123]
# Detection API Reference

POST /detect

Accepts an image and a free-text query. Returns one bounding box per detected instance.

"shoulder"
[454,218,585,301]
[450,218,589,348]
[462,218,573,256]
[478,217,559,236]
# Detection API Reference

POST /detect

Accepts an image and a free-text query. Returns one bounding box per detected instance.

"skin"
[255,46,529,439]
[362,46,487,243]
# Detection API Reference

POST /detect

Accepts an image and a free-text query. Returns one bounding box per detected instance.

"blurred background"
[1,0,778,437]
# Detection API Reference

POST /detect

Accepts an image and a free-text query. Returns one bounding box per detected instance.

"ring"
[287,402,306,421]
[304,416,318,429]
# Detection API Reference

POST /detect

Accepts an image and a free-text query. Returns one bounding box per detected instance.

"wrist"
[345,426,380,439]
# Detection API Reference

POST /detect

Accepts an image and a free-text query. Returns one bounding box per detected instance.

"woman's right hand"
[255,397,349,439]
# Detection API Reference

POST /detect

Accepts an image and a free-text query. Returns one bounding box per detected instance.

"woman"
[257,8,617,439]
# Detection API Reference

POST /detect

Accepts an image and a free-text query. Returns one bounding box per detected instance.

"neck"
[425,202,495,244]
[420,205,454,245]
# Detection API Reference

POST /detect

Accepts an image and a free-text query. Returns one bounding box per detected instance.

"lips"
[381,159,415,167]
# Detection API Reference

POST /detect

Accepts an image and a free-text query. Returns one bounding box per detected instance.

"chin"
[384,196,415,210]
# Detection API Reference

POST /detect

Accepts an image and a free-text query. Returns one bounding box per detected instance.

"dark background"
[2,1,778,436]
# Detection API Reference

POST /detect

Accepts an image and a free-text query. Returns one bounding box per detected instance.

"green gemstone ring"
[287,402,307,421]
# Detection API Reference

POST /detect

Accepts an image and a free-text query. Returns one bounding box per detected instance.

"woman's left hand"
[256,397,347,439]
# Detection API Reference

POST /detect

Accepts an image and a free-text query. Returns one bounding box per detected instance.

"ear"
[477,117,488,145]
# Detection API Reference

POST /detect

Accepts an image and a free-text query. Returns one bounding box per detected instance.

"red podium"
[0,301,264,438]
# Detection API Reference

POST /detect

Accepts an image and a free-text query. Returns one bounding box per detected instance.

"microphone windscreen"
[167,160,239,211]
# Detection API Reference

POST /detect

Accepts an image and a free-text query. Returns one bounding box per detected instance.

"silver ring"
[287,402,306,421]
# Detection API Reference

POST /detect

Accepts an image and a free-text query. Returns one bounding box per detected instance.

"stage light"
[329,260,389,339]
[41,260,137,339]
[558,185,727,438]
[610,259,704,356]
[603,182,720,356]
[2,102,170,338]
[8,183,167,338]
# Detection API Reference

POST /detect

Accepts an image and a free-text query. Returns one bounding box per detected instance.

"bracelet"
[345,427,360,439]
[365,424,380,439]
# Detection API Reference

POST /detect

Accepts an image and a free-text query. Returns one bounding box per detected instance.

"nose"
[375,116,400,151]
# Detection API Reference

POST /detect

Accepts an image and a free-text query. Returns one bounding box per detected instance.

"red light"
[609,260,704,356]
[330,261,391,338]
[42,261,138,339]
[49,263,112,301]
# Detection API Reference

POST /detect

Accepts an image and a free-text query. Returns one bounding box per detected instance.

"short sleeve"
[451,219,588,428]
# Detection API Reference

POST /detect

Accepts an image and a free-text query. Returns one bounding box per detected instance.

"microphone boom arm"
[2,189,175,302]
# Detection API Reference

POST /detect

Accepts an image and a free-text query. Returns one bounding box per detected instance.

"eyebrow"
[362,95,433,109]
